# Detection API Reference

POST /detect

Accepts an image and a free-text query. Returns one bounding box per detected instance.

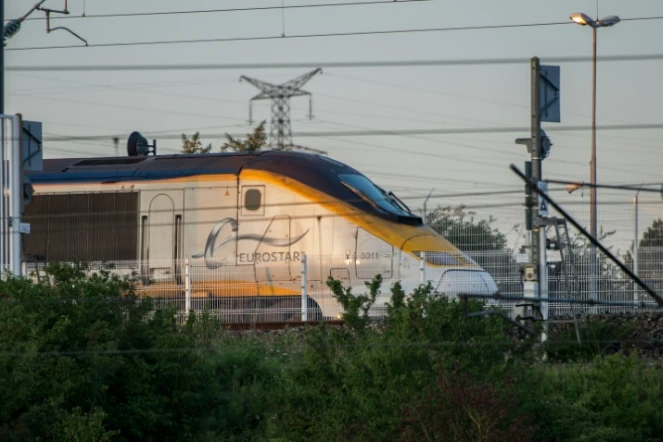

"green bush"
[1,268,661,441]
[516,353,663,442]
[268,276,531,441]
[0,263,278,441]
[544,316,638,362]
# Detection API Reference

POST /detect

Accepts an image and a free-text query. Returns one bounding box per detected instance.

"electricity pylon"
[240,68,326,154]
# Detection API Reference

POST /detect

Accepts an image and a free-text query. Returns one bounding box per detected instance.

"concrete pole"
[588,26,598,309]
[0,0,4,270]
[633,192,639,302]
[1,0,4,115]
[10,114,21,275]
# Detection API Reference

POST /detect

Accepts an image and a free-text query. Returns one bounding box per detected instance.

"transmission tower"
[240,68,325,154]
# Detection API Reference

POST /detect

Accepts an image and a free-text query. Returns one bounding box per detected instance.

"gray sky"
[5,0,663,252]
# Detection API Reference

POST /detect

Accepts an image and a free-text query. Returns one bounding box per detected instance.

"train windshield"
[339,174,413,218]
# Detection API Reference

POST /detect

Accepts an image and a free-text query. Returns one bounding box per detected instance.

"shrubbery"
[0,265,661,441]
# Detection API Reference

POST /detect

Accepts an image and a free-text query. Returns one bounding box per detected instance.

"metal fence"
[11,191,663,323]
[17,245,663,323]
[414,191,663,314]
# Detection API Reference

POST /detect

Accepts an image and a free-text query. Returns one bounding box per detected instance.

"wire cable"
[9,52,663,70]
[8,15,663,52]
[5,20,584,51]
[16,0,433,21]
[42,123,663,142]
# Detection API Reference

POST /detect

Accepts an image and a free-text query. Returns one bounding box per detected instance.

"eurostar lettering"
[238,251,303,263]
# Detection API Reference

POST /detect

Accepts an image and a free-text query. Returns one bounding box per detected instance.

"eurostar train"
[24,149,497,318]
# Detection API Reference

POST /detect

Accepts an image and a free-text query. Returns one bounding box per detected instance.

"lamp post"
[633,188,641,302]
[569,12,620,304]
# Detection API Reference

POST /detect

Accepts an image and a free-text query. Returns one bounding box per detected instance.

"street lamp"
[569,11,620,304]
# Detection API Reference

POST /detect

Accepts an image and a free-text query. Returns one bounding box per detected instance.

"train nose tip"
[436,270,498,297]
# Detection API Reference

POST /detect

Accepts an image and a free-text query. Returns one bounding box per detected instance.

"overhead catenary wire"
[544,179,663,194]
[29,111,663,179]
[324,71,654,128]
[16,77,663,175]
[14,0,433,21]
[42,122,663,142]
[16,77,662,174]
[3,20,643,52]
[9,53,663,70]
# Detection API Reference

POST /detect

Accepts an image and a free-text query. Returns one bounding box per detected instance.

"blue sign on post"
[539,65,560,123]
[22,120,43,172]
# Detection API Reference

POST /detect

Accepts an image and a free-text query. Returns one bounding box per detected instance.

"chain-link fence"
[12,191,663,322]
[415,190,663,314]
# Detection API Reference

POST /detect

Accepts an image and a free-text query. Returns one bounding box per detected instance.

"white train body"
[25,151,497,318]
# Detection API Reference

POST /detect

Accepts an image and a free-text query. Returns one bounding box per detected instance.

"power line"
[325,72,649,127]
[13,93,246,123]
[315,92,491,127]
[16,0,432,21]
[544,179,663,194]
[5,21,583,52]
[9,52,663,71]
[42,123,663,142]
[11,196,638,233]
[37,114,663,179]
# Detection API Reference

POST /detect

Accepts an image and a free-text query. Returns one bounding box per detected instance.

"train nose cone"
[436,269,498,297]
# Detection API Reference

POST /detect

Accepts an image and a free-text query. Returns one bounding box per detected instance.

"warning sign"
[537,181,549,217]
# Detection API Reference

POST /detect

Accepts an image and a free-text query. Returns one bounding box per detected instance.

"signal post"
[515,57,560,341]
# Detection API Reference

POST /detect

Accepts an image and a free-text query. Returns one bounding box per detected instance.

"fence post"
[301,253,308,322]
[185,259,191,318]
[419,251,427,285]
[11,115,22,277]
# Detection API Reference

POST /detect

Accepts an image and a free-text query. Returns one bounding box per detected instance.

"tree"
[181,131,212,154]
[0,263,217,441]
[624,218,663,269]
[426,204,512,253]
[641,218,663,247]
[221,120,267,152]
[181,121,269,154]
[623,218,663,292]
[426,204,518,295]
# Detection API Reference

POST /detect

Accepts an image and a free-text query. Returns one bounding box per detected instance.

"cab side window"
[245,189,261,211]
[242,185,265,216]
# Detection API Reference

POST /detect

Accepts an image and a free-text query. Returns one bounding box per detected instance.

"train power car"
[24,147,498,318]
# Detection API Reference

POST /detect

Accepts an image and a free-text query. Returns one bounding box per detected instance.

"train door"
[355,227,393,280]
[184,185,238,279]
[237,184,293,283]
[140,190,184,284]
[322,216,355,285]
[289,214,322,282]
